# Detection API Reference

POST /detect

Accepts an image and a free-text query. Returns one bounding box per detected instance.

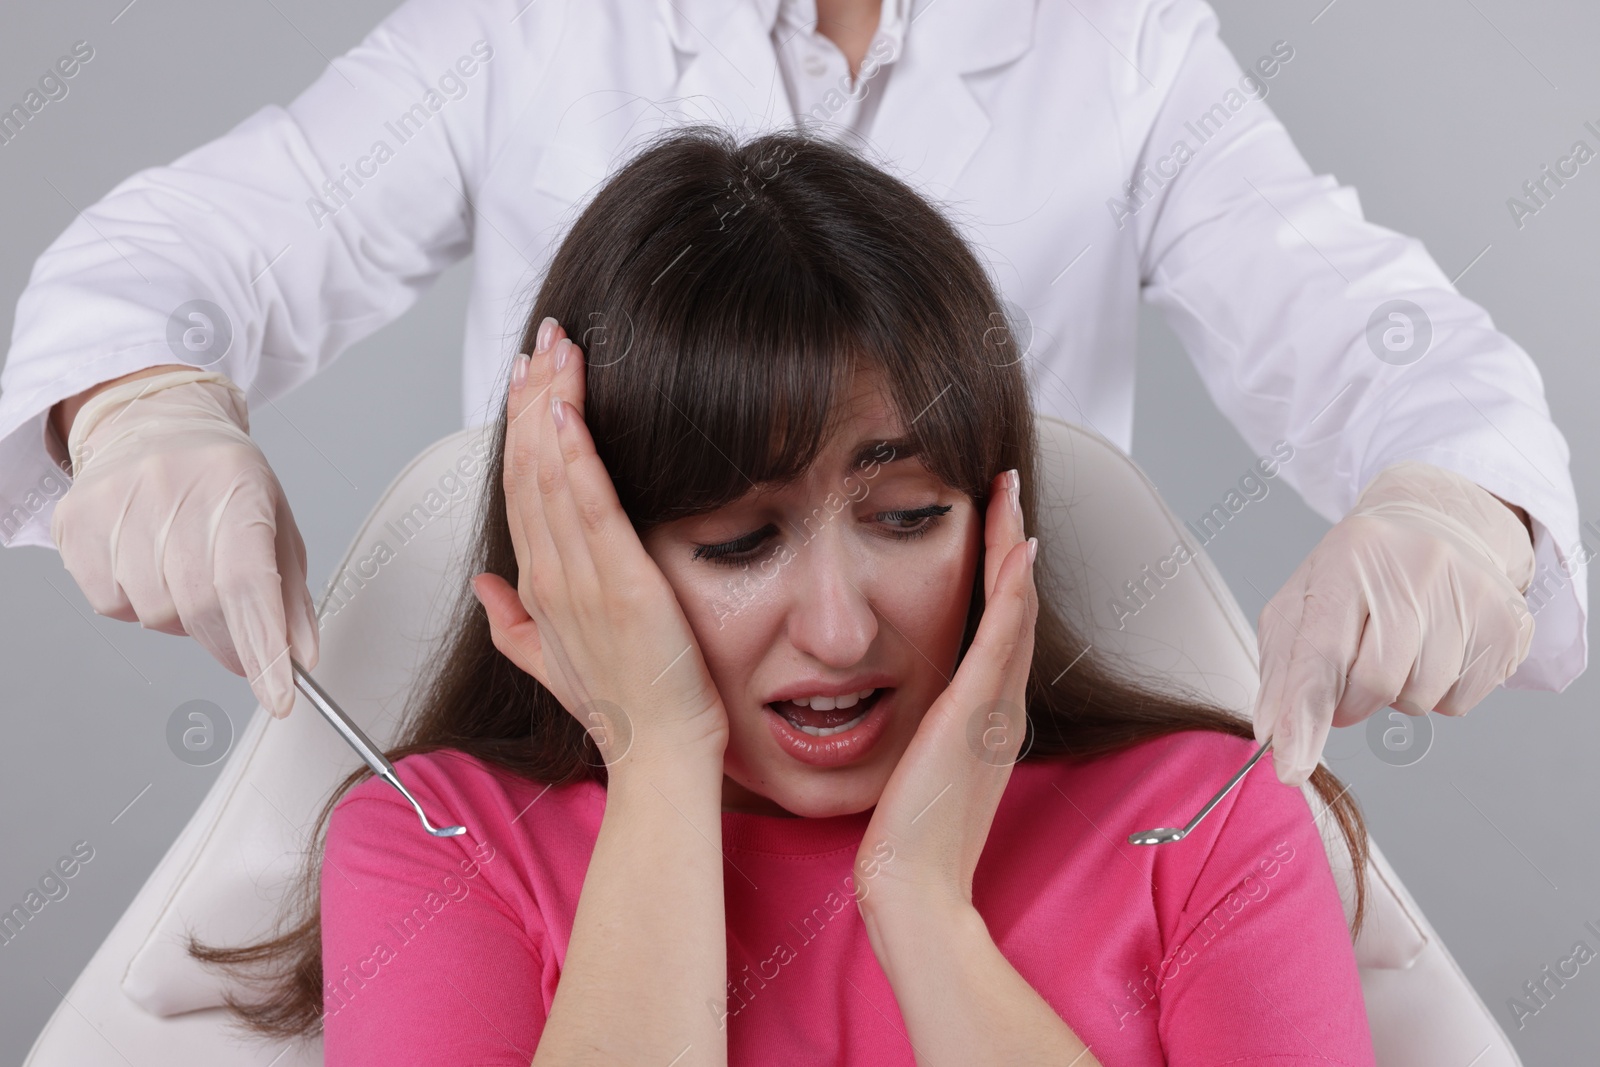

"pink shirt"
[320,729,1375,1066]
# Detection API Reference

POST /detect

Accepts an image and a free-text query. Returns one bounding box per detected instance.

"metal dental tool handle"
[290,658,467,838]
[1127,738,1274,846]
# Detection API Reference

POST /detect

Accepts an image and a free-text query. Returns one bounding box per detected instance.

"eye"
[879,503,953,540]
[691,524,777,564]
[691,503,953,566]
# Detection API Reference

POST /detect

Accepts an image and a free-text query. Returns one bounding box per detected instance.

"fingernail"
[1027,535,1038,564]
[512,352,529,387]
[536,316,558,353]
[551,395,567,428]
[555,338,569,372]
[1010,473,1020,517]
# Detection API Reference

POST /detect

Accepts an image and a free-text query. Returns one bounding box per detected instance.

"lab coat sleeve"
[1114,0,1587,692]
[0,0,540,552]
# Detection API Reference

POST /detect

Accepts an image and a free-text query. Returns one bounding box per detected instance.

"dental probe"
[290,658,467,838]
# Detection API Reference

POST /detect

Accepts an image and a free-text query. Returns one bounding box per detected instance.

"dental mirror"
[1128,737,1273,845]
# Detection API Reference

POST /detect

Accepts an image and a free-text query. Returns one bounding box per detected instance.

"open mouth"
[765,688,888,737]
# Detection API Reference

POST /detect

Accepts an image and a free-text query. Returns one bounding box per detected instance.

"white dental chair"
[23,414,1525,1066]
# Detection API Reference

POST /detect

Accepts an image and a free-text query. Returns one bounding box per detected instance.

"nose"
[783,532,878,669]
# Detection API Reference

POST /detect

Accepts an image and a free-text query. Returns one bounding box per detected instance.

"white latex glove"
[1252,459,1536,786]
[50,369,319,718]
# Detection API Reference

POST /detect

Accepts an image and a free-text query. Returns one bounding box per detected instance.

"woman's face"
[641,370,983,818]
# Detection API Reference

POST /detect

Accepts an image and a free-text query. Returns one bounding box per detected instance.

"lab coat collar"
[655,0,1038,191]
[769,0,910,55]
[658,0,1034,71]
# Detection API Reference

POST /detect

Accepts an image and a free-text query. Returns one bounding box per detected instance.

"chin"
[745,768,887,820]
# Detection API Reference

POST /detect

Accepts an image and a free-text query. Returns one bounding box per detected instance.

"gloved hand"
[1252,459,1536,786]
[50,368,319,718]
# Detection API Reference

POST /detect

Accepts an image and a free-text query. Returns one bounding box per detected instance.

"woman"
[193,125,1374,1066]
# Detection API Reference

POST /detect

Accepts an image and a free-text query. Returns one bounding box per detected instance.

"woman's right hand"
[470,318,730,770]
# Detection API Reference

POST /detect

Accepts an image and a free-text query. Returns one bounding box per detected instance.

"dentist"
[0,0,1583,787]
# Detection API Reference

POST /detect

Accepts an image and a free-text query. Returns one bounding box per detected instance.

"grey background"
[1,0,1595,1063]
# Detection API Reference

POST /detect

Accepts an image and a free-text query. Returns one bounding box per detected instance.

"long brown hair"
[191,124,1368,1038]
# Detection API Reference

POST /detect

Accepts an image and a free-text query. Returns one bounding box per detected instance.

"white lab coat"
[0,0,1585,691]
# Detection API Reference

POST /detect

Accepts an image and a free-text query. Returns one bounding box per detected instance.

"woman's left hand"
[853,468,1039,932]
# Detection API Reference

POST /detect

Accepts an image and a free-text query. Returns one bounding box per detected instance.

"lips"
[762,674,897,708]
[769,689,886,733]
[762,688,895,767]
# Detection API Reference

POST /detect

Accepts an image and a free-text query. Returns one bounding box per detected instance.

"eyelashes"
[691,503,954,566]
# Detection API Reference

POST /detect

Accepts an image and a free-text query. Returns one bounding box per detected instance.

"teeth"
[790,687,876,709]
[777,689,883,738]
[794,709,870,737]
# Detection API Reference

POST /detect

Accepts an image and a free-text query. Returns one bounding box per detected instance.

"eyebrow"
[849,436,920,471]
[737,435,927,504]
